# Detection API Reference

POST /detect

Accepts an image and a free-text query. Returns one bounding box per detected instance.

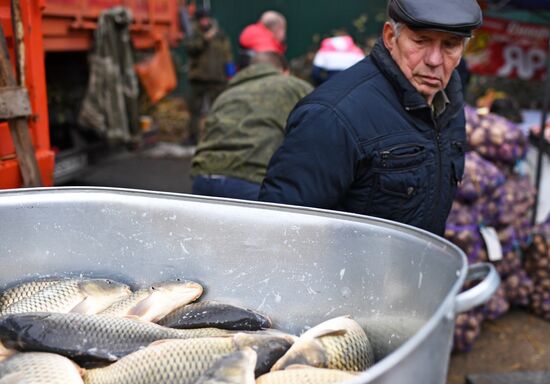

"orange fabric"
[239,23,285,54]
[135,38,177,103]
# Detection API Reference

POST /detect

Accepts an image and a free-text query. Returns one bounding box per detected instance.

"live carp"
[271,316,374,372]
[158,300,272,330]
[100,280,203,322]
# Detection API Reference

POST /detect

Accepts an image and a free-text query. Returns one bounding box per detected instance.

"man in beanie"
[259,0,482,236]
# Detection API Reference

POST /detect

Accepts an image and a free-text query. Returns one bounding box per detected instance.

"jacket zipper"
[431,115,442,230]
[405,104,441,228]
[380,144,425,160]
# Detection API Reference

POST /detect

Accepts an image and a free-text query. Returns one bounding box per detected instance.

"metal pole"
[532,35,550,225]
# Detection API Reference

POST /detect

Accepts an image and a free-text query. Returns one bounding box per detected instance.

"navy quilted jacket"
[259,39,466,236]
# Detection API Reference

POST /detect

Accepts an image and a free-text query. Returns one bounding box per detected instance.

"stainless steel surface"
[0,187,497,383]
[455,263,500,313]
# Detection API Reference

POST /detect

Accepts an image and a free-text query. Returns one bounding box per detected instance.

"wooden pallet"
[0,0,42,187]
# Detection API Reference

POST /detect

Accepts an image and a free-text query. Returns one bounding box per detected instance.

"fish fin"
[303,328,347,339]
[0,341,17,361]
[283,364,314,370]
[126,295,159,319]
[0,371,26,384]
[253,329,299,343]
[69,297,98,314]
[122,315,144,321]
[74,364,86,378]
[301,316,353,339]
[128,287,202,322]
[270,339,327,371]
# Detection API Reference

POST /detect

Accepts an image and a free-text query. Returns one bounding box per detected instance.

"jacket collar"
[370,38,463,125]
[228,63,280,87]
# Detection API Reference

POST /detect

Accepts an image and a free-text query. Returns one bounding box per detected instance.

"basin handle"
[454,263,500,313]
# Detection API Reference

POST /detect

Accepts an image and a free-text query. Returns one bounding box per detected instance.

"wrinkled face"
[383,23,464,104]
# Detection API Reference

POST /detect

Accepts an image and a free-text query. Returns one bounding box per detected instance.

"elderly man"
[238,11,286,67]
[259,0,482,236]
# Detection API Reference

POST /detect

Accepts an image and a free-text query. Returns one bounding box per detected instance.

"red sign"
[465,17,550,81]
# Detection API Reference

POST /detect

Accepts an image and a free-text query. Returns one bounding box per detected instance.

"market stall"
[448,1,550,358]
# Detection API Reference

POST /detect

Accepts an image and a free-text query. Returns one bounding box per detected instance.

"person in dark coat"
[258,0,483,236]
[183,8,234,145]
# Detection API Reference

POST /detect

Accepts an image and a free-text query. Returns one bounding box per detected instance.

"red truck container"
[0,0,54,188]
[0,0,183,189]
[42,0,182,51]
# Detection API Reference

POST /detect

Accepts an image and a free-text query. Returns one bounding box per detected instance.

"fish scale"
[84,332,294,384]
[271,316,374,372]
[0,312,234,362]
[0,352,84,383]
[0,279,62,311]
[99,289,151,317]
[1,280,81,315]
[194,348,256,384]
[0,279,130,316]
[83,338,237,384]
[317,330,372,371]
[256,367,358,384]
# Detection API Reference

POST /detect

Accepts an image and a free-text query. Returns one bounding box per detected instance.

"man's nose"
[425,44,444,67]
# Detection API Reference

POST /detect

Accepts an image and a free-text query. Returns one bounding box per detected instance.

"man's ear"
[382,22,395,52]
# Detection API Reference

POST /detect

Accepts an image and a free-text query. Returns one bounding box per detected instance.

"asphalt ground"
[448,309,550,384]
[61,143,195,194]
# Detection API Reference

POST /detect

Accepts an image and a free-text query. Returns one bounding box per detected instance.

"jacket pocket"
[376,143,427,170]
[369,143,431,226]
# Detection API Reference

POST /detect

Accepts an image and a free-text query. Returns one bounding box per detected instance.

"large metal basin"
[0,187,498,383]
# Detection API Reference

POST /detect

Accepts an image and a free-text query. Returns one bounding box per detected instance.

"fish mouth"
[152,281,204,300]
[153,280,202,290]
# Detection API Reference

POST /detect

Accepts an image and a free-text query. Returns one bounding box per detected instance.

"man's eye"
[444,41,462,50]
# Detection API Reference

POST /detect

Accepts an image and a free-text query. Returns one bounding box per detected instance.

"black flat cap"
[388,0,482,37]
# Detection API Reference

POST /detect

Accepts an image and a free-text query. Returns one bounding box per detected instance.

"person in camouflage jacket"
[191,52,313,200]
[183,9,234,145]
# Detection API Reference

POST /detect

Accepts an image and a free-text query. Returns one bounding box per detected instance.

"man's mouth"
[418,75,441,87]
